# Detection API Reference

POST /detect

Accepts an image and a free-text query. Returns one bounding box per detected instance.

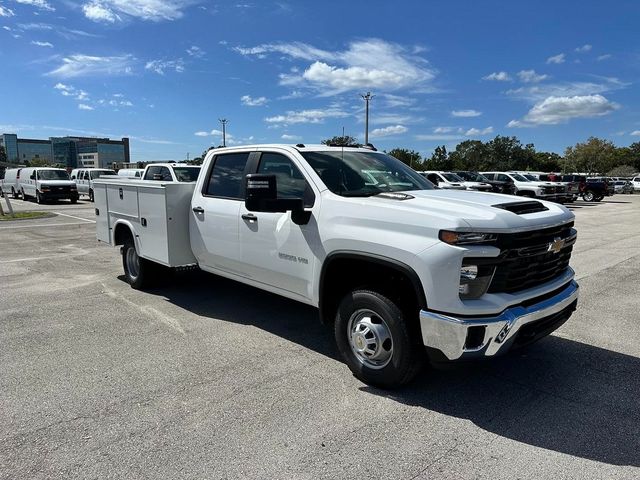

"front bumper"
[419,280,579,361]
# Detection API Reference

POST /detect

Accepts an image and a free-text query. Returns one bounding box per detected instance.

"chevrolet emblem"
[547,237,565,254]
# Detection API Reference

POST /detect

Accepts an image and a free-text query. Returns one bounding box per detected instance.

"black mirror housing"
[245,174,310,224]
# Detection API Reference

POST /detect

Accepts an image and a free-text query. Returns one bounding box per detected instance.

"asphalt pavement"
[0,194,639,479]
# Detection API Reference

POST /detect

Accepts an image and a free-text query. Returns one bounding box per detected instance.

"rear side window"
[205,153,250,199]
[497,174,510,182]
[483,173,495,180]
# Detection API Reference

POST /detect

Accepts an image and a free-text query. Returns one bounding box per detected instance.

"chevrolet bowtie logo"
[547,237,565,254]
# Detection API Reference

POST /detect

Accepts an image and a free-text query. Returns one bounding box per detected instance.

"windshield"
[38,170,69,181]
[90,170,116,179]
[442,173,463,182]
[300,151,433,196]
[524,174,538,181]
[173,167,200,182]
[511,173,530,182]
[455,171,489,182]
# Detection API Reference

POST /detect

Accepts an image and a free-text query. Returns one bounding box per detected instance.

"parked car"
[516,173,571,203]
[419,171,467,190]
[587,177,615,197]
[482,172,558,201]
[449,171,494,191]
[0,168,23,199]
[455,171,516,195]
[561,175,608,201]
[631,176,640,192]
[539,173,579,202]
[70,168,117,202]
[117,168,145,178]
[95,144,579,388]
[18,167,78,204]
[142,163,201,182]
[612,180,634,194]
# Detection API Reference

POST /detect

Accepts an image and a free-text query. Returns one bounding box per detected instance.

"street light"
[360,92,374,145]
[218,118,228,147]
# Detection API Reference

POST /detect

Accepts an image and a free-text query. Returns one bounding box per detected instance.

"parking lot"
[1,195,639,479]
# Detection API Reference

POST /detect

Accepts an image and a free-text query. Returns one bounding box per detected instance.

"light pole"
[218,118,228,147]
[360,92,374,145]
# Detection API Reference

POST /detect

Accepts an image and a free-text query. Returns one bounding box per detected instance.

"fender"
[318,250,428,323]
[112,219,142,254]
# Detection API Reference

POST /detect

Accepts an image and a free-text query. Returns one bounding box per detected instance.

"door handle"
[241,213,257,222]
[192,206,204,214]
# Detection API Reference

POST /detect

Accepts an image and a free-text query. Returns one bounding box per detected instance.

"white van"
[0,168,23,198]
[19,167,79,204]
[632,176,640,192]
[70,168,117,202]
[117,169,145,178]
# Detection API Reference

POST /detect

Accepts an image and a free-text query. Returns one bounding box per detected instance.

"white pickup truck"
[94,144,579,388]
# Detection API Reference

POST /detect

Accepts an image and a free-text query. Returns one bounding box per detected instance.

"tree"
[321,135,358,146]
[564,137,616,174]
[607,165,637,177]
[448,140,487,171]
[484,136,536,171]
[0,146,6,164]
[387,148,422,169]
[533,152,563,172]
[425,145,452,170]
[25,158,52,167]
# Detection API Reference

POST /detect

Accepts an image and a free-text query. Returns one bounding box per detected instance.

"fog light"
[459,264,494,299]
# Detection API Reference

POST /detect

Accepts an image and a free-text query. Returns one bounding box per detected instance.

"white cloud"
[235,38,435,95]
[0,5,15,16]
[13,0,54,11]
[575,44,592,53]
[369,125,408,138]
[381,94,415,108]
[81,0,191,22]
[31,40,54,47]
[281,134,302,141]
[546,53,566,64]
[145,59,184,75]
[264,107,349,125]
[240,95,268,106]
[415,133,464,141]
[48,54,135,78]
[78,104,94,110]
[597,54,612,61]
[630,130,640,136]
[506,77,627,102]
[433,126,455,133]
[83,2,121,22]
[53,83,90,102]
[451,109,481,117]
[517,69,548,83]
[465,126,493,136]
[194,131,210,137]
[482,71,511,81]
[508,94,619,127]
[186,45,205,57]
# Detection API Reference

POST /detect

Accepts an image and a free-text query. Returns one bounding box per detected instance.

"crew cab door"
[190,152,251,274]
[239,151,320,300]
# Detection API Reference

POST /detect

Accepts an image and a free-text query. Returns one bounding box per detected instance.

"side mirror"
[30,173,36,180]
[71,175,76,180]
[245,174,310,224]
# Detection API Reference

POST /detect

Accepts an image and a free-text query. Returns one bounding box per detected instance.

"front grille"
[466,222,576,294]
[542,186,555,194]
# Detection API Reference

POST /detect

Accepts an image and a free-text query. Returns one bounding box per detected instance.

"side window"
[158,167,173,181]
[144,166,161,180]
[427,173,439,185]
[497,174,510,182]
[257,153,314,206]
[83,171,90,180]
[483,173,494,180]
[205,153,250,199]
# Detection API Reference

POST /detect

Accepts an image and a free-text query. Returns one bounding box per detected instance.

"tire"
[11,187,18,199]
[122,240,156,289]
[21,189,28,201]
[89,189,94,203]
[70,196,78,204]
[594,195,604,202]
[582,190,594,202]
[334,290,425,389]
[36,191,42,204]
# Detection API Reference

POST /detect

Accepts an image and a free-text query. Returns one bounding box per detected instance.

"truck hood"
[365,189,574,231]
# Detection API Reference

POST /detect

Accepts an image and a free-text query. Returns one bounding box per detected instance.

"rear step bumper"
[419,280,579,361]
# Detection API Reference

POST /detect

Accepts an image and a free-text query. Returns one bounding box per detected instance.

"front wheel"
[21,189,28,201]
[334,290,425,389]
[582,190,595,201]
[122,241,155,289]
[36,191,42,204]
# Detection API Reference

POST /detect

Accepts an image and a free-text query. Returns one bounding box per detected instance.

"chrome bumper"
[419,281,579,361]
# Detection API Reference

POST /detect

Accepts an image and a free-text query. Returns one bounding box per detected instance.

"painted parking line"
[53,211,96,223]
[0,221,93,230]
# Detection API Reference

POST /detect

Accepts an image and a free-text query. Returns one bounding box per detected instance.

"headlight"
[439,231,497,245]
[459,264,495,299]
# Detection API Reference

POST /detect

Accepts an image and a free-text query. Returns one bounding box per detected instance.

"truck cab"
[142,163,201,182]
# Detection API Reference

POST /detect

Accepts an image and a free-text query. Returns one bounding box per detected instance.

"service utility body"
[94,144,579,388]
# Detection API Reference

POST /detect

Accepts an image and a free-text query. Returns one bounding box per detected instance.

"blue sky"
[1,0,639,161]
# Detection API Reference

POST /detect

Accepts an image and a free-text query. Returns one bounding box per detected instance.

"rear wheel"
[89,189,94,202]
[11,187,18,199]
[582,190,595,202]
[21,189,28,201]
[122,240,156,289]
[334,290,424,389]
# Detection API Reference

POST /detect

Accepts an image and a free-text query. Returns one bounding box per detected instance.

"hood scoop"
[493,201,549,215]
